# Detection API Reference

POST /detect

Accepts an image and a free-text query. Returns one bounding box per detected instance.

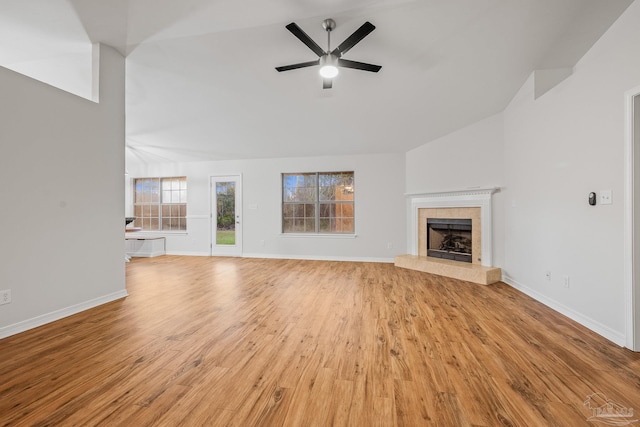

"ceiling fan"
[275,18,382,89]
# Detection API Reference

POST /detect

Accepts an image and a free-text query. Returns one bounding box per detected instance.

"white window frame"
[133,176,187,232]
[281,171,355,235]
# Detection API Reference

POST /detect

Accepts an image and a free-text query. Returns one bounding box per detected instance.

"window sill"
[279,233,357,239]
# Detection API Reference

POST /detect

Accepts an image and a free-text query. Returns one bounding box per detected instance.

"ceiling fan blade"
[275,59,320,72]
[323,78,333,89]
[285,23,326,57]
[331,21,375,57]
[337,58,381,72]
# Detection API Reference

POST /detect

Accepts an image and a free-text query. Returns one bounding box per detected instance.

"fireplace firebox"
[426,218,472,263]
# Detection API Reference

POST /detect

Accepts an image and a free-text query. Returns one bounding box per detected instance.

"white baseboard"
[164,251,394,262]
[127,251,165,258]
[166,251,210,257]
[502,274,625,347]
[0,289,128,339]
[242,253,395,263]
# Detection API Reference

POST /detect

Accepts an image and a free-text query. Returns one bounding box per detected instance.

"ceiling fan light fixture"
[319,54,339,78]
[319,64,339,78]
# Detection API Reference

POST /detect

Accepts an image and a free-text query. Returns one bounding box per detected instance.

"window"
[134,177,187,231]
[282,172,354,234]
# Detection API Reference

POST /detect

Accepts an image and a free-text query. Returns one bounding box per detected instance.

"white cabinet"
[125,235,166,258]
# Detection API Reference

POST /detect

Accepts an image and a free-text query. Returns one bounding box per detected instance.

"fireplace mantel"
[405,187,499,199]
[406,187,499,267]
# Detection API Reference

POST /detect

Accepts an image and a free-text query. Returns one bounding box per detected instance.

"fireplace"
[396,189,501,285]
[427,218,472,263]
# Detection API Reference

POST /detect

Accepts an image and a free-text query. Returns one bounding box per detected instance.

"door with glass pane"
[211,175,242,256]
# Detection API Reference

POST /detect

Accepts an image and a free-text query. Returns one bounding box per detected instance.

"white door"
[211,175,242,256]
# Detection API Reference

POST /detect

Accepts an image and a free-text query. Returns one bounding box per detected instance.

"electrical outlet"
[387,242,393,249]
[0,289,11,305]
[545,271,551,282]
[600,190,612,205]
[562,275,570,288]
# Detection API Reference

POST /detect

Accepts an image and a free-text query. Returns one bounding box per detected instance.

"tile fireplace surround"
[395,188,501,285]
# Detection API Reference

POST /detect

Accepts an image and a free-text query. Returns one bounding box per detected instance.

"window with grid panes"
[282,172,354,234]
[133,177,187,231]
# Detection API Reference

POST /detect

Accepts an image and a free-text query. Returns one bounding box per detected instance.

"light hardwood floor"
[1,256,639,426]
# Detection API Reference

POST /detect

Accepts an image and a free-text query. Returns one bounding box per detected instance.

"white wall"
[0,44,126,338]
[405,113,505,195]
[127,152,406,262]
[501,0,640,346]
[405,113,506,267]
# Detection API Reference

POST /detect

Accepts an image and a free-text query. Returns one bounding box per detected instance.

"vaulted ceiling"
[0,0,634,163]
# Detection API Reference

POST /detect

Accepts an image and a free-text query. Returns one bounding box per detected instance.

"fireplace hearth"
[427,218,472,263]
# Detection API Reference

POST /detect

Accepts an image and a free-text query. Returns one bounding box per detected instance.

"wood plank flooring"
[1,256,639,426]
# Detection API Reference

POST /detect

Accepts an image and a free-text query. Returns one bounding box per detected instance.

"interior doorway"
[624,88,640,351]
[211,175,242,257]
